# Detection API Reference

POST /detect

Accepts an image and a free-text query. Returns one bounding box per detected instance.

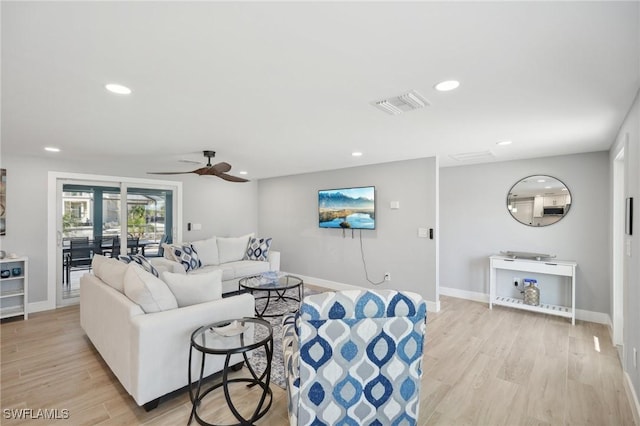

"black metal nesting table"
[188,317,273,426]
[238,274,304,317]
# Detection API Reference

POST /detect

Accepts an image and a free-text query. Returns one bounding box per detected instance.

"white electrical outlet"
[513,277,521,287]
[384,272,391,281]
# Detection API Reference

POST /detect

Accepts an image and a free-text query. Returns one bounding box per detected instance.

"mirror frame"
[507,175,571,227]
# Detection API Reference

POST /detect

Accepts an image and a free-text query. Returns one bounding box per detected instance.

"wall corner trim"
[624,371,640,426]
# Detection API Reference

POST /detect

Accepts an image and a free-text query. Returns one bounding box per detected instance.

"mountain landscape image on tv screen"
[318,186,375,229]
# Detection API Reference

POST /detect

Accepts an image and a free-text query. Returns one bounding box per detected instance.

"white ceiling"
[2,1,639,180]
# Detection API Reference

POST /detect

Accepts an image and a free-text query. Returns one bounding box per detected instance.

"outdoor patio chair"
[93,236,114,257]
[282,289,427,426]
[66,237,92,284]
[144,234,169,257]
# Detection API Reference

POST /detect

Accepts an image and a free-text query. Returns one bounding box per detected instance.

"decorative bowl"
[1,270,10,279]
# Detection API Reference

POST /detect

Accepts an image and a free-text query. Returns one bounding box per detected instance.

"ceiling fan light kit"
[148,151,249,182]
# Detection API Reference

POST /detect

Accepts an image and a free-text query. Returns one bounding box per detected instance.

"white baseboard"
[439,286,611,325]
[575,308,612,326]
[440,286,488,303]
[624,372,640,426]
[28,300,55,314]
[291,273,440,313]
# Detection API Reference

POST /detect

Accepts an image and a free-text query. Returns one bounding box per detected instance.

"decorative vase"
[11,267,21,277]
[523,279,540,306]
[1,269,10,279]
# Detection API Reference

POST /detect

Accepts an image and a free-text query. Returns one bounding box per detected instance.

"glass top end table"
[189,317,273,426]
[239,273,304,317]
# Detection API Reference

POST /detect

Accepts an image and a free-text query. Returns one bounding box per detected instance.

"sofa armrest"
[80,273,145,393]
[268,250,280,271]
[129,293,255,406]
[282,314,299,426]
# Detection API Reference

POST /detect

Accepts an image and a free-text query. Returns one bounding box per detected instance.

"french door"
[52,174,180,307]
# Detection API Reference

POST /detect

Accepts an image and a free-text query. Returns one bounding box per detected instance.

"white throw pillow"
[149,257,187,275]
[123,264,178,313]
[161,269,223,307]
[162,243,179,262]
[92,254,128,293]
[191,237,219,266]
[217,233,254,264]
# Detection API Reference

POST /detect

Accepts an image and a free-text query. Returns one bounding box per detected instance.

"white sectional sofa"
[158,234,280,294]
[80,254,256,410]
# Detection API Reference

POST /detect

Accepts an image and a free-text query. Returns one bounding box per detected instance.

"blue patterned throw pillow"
[169,244,202,272]
[245,237,272,261]
[118,254,159,277]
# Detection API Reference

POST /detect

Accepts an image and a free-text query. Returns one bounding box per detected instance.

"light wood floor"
[1,295,635,425]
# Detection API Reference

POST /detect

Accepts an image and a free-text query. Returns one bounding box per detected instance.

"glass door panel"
[59,182,121,303]
[126,188,173,257]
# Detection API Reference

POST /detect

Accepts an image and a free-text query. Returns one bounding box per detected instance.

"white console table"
[489,255,577,324]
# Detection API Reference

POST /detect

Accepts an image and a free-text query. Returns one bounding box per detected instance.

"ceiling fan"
[148,151,249,182]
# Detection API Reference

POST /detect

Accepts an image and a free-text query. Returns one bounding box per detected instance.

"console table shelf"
[489,255,576,324]
[0,257,29,320]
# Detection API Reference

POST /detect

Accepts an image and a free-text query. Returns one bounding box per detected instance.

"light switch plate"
[418,227,429,238]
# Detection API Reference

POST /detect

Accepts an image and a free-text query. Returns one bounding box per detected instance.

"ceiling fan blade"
[192,166,217,175]
[211,162,232,173]
[147,171,195,175]
[217,173,249,183]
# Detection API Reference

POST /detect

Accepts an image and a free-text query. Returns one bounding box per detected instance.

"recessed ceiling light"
[352,152,363,157]
[44,147,60,152]
[239,171,248,175]
[496,140,512,146]
[105,83,132,95]
[434,80,460,92]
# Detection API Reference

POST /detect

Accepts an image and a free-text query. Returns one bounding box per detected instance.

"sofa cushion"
[189,264,234,281]
[123,264,178,313]
[227,260,271,279]
[148,257,187,275]
[245,237,272,261]
[92,254,128,293]
[161,269,223,307]
[168,244,202,272]
[191,237,219,266]
[217,233,254,264]
[118,254,160,277]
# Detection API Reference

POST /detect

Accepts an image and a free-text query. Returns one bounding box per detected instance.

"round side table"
[188,317,273,426]
[239,274,304,317]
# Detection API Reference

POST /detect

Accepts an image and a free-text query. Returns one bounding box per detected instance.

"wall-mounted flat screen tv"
[318,186,375,229]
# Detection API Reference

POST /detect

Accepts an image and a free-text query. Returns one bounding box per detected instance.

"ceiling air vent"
[373,90,430,115]
[449,151,495,162]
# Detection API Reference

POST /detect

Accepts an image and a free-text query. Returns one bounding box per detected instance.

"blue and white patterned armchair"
[282,290,427,426]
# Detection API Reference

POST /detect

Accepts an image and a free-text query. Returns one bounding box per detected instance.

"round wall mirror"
[507,175,571,226]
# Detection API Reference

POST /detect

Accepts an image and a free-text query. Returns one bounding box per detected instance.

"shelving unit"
[0,256,28,320]
[489,255,576,324]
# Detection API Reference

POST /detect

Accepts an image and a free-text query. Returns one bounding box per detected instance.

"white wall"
[257,157,439,305]
[611,89,640,414]
[440,151,610,315]
[0,154,258,305]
